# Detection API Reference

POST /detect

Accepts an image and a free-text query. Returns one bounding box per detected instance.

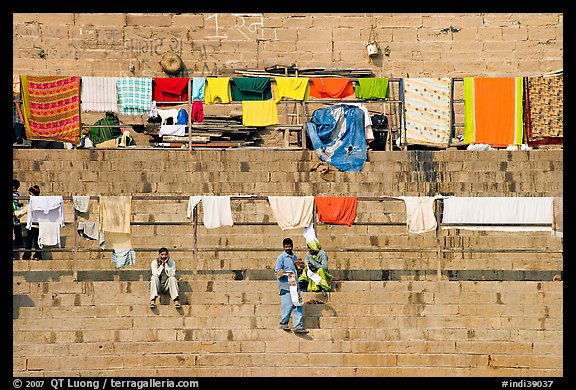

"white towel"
[201,196,233,229]
[268,196,314,230]
[73,195,90,213]
[27,196,65,229]
[186,196,202,218]
[397,196,444,234]
[81,76,118,113]
[441,197,553,231]
[38,221,61,248]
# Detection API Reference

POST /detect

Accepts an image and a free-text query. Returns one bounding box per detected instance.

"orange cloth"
[314,196,358,226]
[473,78,517,147]
[309,78,355,99]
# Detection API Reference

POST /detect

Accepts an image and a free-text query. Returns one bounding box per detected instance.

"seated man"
[149,247,181,308]
[299,239,333,295]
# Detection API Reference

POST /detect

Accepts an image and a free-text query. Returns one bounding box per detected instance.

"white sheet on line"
[441,196,553,231]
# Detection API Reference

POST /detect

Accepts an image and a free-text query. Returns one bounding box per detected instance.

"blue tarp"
[305,104,367,172]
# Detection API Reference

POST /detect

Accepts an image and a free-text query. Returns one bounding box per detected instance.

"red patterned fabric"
[23,76,81,144]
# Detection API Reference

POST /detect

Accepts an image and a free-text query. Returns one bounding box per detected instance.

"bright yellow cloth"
[273,77,310,102]
[204,77,232,104]
[241,101,279,126]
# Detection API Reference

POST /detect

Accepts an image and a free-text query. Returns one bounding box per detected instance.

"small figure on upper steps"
[149,247,181,309]
[274,237,309,334]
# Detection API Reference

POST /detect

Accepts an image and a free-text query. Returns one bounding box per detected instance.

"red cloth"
[152,78,189,102]
[314,196,358,226]
[309,78,355,99]
[191,101,204,122]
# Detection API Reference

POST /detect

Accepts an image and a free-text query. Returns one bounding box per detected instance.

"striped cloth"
[117,77,152,115]
[81,76,118,112]
[20,75,81,144]
[403,78,451,147]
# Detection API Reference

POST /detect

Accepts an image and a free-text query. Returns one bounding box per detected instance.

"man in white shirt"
[149,247,181,308]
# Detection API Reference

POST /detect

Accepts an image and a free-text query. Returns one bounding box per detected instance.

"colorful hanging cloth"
[231,77,272,101]
[20,75,81,144]
[117,77,152,115]
[354,78,390,100]
[463,77,523,147]
[403,78,451,147]
[309,78,355,99]
[314,196,358,226]
[273,77,310,102]
[152,78,189,102]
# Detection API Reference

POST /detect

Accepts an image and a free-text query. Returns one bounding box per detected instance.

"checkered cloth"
[117,77,152,115]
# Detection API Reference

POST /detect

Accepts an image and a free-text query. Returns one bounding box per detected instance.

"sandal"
[149,301,156,308]
[174,300,181,308]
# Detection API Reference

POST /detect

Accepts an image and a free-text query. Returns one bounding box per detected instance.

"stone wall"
[13,13,563,78]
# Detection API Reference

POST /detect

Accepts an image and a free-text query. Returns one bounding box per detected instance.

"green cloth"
[231,77,272,101]
[354,78,390,100]
[88,113,122,145]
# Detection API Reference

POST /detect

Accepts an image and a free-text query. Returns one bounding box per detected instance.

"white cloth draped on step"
[396,195,445,233]
[268,196,314,230]
[441,196,553,231]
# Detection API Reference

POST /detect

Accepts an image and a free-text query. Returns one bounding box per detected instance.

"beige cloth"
[268,196,314,230]
[98,196,132,233]
[397,196,443,233]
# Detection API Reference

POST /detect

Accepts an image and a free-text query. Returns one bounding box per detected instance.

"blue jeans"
[279,291,303,329]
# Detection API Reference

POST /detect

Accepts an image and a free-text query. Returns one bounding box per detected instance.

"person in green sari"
[298,239,333,294]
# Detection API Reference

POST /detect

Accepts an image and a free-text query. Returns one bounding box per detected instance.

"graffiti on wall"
[205,13,266,41]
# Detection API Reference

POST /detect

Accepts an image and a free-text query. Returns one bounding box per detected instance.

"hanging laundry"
[268,196,314,230]
[117,77,152,115]
[27,196,65,229]
[81,76,119,113]
[273,77,310,102]
[314,196,358,226]
[309,78,355,99]
[231,77,272,101]
[98,196,131,233]
[192,77,206,101]
[152,77,189,102]
[204,77,232,104]
[20,75,81,144]
[200,196,234,229]
[524,76,563,146]
[112,248,136,268]
[441,196,553,232]
[339,102,374,143]
[463,77,523,147]
[305,104,367,172]
[241,101,279,126]
[191,101,204,122]
[37,221,62,248]
[403,78,451,148]
[354,77,390,100]
[396,196,444,233]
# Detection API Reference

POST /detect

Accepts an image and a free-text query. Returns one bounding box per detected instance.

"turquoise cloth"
[354,78,390,100]
[231,77,272,101]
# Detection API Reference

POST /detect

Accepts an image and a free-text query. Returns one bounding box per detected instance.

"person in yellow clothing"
[298,239,333,295]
